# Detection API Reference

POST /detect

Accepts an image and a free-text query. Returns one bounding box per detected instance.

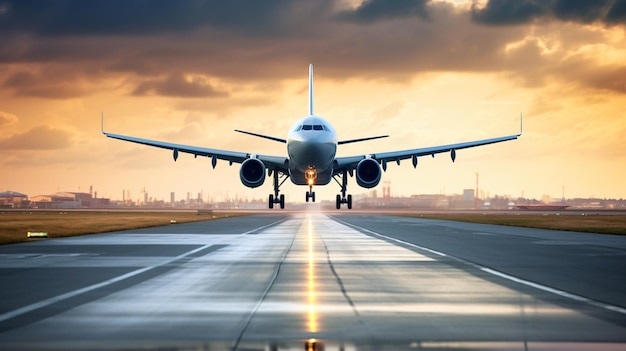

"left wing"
[334,117,522,173]
[101,115,289,173]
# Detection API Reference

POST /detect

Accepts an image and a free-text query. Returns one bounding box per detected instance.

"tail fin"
[308,64,314,116]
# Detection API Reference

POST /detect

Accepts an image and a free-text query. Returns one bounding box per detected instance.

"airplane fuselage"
[287,115,337,186]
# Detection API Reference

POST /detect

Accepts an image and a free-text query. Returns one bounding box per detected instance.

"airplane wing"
[101,116,289,173]
[334,117,522,174]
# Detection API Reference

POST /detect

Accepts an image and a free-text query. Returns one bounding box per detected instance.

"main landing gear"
[269,169,288,209]
[334,170,353,210]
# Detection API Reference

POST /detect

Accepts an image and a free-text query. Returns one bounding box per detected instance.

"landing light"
[305,167,317,186]
[306,338,318,351]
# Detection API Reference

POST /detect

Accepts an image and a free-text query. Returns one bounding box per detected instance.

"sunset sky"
[1,0,625,203]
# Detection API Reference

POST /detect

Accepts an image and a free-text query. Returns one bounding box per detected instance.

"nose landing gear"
[305,167,317,203]
[306,188,316,203]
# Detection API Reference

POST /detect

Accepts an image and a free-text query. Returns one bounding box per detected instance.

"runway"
[0,213,625,350]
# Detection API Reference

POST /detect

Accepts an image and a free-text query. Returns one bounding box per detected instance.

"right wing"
[334,115,522,174]
[101,115,289,173]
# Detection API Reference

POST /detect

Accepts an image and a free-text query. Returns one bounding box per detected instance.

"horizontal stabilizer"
[338,135,389,145]
[235,129,287,144]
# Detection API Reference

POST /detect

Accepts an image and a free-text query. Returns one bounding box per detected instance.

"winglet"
[519,112,523,136]
[101,112,105,135]
[308,64,314,116]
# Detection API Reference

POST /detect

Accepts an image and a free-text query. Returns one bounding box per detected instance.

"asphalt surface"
[0,212,624,351]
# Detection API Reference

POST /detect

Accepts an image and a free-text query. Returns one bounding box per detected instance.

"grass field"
[404,213,626,235]
[1,210,624,246]
[0,210,244,245]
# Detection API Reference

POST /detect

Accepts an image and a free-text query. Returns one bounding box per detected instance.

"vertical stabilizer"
[308,64,314,116]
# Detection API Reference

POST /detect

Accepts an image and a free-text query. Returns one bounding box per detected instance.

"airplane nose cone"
[288,139,336,171]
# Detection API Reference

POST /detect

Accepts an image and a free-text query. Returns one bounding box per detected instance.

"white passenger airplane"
[103,64,521,209]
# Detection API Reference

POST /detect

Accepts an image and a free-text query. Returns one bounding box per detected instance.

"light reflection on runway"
[307,214,318,333]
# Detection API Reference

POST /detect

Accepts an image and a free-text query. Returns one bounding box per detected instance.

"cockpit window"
[300,124,329,131]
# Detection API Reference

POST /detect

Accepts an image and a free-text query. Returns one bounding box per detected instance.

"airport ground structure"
[1,191,110,209]
[1,188,624,211]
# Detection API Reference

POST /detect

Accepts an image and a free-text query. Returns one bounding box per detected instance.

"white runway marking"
[334,217,626,316]
[0,244,213,323]
[0,220,280,324]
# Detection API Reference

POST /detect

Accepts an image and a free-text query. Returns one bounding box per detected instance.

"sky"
[1,0,625,203]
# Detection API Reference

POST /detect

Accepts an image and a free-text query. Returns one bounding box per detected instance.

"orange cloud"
[0,125,75,150]
[0,111,18,126]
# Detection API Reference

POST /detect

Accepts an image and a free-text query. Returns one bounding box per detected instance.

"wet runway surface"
[0,213,625,350]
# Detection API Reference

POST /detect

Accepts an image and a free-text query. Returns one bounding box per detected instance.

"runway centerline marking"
[332,216,626,316]
[0,219,283,324]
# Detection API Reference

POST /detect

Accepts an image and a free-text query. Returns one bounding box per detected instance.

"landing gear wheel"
[268,169,288,209]
[333,169,354,210]
[306,191,316,203]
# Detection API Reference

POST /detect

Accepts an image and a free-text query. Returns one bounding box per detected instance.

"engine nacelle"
[240,158,266,188]
[356,158,382,189]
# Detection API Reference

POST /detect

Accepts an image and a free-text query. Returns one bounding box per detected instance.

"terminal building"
[30,192,110,209]
[0,191,29,208]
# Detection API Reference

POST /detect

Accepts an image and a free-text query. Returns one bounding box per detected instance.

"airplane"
[102,64,522,209]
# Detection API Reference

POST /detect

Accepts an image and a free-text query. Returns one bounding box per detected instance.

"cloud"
[0,125,74,150]
[607,0,626,24]
[555,57,626,93]
[0,111,18,125]
[132,73,228,98]
[3,68,94,98]
[337,0,431,23]
[472,0,626,26]
[0,0,317,37]
[0,0,623,101]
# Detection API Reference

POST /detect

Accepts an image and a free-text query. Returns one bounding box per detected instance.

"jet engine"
[356,158,382,188]
[240,158,266,188]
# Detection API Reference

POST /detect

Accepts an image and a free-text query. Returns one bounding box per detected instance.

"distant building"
[0,191,29,208]
[463,189,475,201]
[30,192,110,209]
[30,193,77,208]
[409,194,449,208]
[449,189,476,209]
